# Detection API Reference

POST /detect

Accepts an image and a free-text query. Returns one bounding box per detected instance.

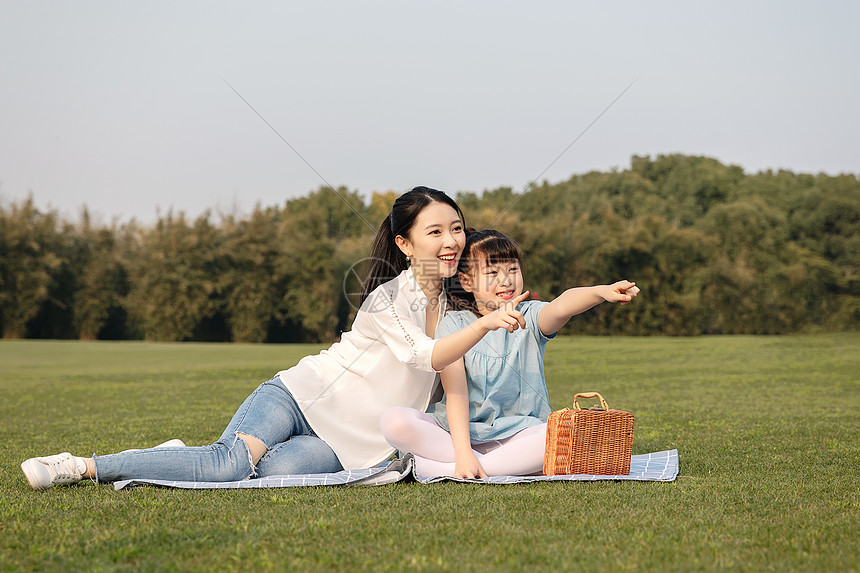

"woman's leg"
[92,378,316,483]
[255,435,343,477]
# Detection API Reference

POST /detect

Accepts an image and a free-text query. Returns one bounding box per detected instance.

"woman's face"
[460,255,525,315]
[395,201,465,281]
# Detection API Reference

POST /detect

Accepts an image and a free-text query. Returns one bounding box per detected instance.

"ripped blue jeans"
[93,377,343,483]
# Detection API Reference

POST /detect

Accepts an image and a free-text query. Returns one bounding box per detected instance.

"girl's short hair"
[447,229,524,314]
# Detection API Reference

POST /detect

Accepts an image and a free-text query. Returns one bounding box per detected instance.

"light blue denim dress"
[428,300,556,442]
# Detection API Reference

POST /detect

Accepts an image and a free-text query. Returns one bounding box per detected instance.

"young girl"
[381,229,639,478]
[21,189,530,490]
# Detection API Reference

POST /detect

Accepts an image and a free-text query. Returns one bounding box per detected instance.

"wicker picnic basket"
[543,392,634,476]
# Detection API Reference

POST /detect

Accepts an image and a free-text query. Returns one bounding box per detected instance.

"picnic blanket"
[113,449,678,490]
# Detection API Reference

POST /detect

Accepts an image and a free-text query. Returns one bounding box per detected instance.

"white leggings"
[380,406,546,476]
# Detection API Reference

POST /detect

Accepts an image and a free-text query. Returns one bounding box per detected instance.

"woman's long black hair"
[447,229,525,316]
[360,186,466,305]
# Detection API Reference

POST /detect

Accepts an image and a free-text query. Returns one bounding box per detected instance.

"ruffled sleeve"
[525,300,557,342]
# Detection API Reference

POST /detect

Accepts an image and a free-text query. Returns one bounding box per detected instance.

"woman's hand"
[477,291,530,333]
[452,452,488,479]
[601,281,640,305]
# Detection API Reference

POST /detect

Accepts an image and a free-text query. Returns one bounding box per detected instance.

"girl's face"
[395,201,466,281]
[460,254,524,315]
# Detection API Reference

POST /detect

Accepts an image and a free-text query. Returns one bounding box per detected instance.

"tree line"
[1,154,858,341]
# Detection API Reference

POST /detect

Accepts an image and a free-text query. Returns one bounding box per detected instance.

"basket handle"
[572,392,609,410]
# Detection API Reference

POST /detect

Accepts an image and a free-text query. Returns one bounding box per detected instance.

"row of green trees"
[2,154,858,341]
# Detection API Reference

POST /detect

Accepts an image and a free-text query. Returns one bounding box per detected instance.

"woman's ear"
[394,235,411,258]
[458,271,474,293]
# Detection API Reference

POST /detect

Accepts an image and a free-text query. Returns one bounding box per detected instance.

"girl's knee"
[526,423,548,441]
[380,407,416,438]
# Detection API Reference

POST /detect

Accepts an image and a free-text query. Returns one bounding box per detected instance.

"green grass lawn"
[1,336,858,572]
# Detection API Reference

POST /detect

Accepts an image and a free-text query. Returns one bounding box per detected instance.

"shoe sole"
[20,459,47,491]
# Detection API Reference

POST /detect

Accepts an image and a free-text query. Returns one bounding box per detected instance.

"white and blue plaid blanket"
[114,449,678,490]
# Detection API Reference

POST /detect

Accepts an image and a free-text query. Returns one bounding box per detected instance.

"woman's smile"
[438,252,458,266]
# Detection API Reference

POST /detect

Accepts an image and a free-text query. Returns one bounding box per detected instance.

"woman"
[21,187,528,490]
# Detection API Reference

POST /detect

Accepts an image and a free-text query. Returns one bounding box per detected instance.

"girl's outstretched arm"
[430,291,530,371]
[538,281,639,336]
[440,358,487,479]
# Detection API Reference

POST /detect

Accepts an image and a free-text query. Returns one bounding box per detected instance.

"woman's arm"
[368,288,526,373]
[440,359,487,479]
[538,281,639,336]
[368,284,529,373]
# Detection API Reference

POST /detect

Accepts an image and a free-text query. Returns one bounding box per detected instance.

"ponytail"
[360,214,409,304]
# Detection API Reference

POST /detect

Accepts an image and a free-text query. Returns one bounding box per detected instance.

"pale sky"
[1,1,858,224]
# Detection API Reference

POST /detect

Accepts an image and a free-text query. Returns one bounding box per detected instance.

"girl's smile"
[461,258,525,315]
[495,289,516,301]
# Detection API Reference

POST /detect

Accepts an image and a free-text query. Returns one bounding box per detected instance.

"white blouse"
[277,267,446,469]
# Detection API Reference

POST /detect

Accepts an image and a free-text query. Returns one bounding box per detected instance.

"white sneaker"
[21,452,87,491]
[154,439,186,449]
[21,440,187,491]
[119,438,187,453]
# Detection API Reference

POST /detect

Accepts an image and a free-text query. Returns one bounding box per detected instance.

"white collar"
[402,267,446,311]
